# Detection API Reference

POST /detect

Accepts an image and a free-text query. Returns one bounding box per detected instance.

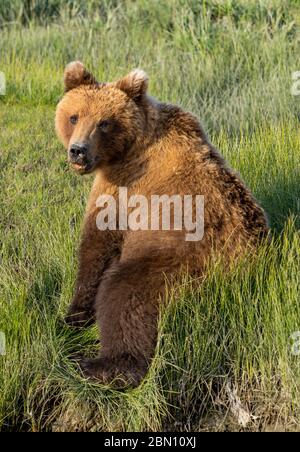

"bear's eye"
[97,120,110,132]
[70,115,79,125]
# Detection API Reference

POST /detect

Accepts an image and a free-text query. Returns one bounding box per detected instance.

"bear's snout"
[68,143,92,171]
[69,143,88,162]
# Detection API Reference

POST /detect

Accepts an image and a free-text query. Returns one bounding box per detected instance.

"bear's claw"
[79,356,146,389]
[65,310,95,328]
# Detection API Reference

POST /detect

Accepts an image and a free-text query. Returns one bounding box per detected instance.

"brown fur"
[55,62,269,388]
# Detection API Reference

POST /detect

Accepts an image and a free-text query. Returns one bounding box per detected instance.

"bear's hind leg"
[79,259,166,387]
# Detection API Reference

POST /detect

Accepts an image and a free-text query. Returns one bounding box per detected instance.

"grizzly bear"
[55,61,268,388]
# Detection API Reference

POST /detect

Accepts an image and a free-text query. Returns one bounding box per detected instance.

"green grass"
[0,0,300,431]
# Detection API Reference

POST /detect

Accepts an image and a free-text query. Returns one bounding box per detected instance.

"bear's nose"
[69,143,88,161]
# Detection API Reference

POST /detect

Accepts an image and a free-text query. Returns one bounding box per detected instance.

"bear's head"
[55,61,150,175]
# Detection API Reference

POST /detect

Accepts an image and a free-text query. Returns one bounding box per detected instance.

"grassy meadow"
[0,0,300,431]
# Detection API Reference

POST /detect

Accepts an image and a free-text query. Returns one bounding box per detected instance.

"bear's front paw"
[65,309,94,328]
[79,356,147,389]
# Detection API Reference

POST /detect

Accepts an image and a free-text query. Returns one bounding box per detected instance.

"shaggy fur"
[55,62,269,388]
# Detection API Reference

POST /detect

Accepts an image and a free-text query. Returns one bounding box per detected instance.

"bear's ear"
[64,61,98,92]
[114,69,149,100]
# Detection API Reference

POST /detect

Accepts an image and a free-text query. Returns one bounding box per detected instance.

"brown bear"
[55,61,268,388]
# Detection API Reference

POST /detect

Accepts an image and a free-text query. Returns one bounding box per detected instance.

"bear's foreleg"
[66,224,121,328]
